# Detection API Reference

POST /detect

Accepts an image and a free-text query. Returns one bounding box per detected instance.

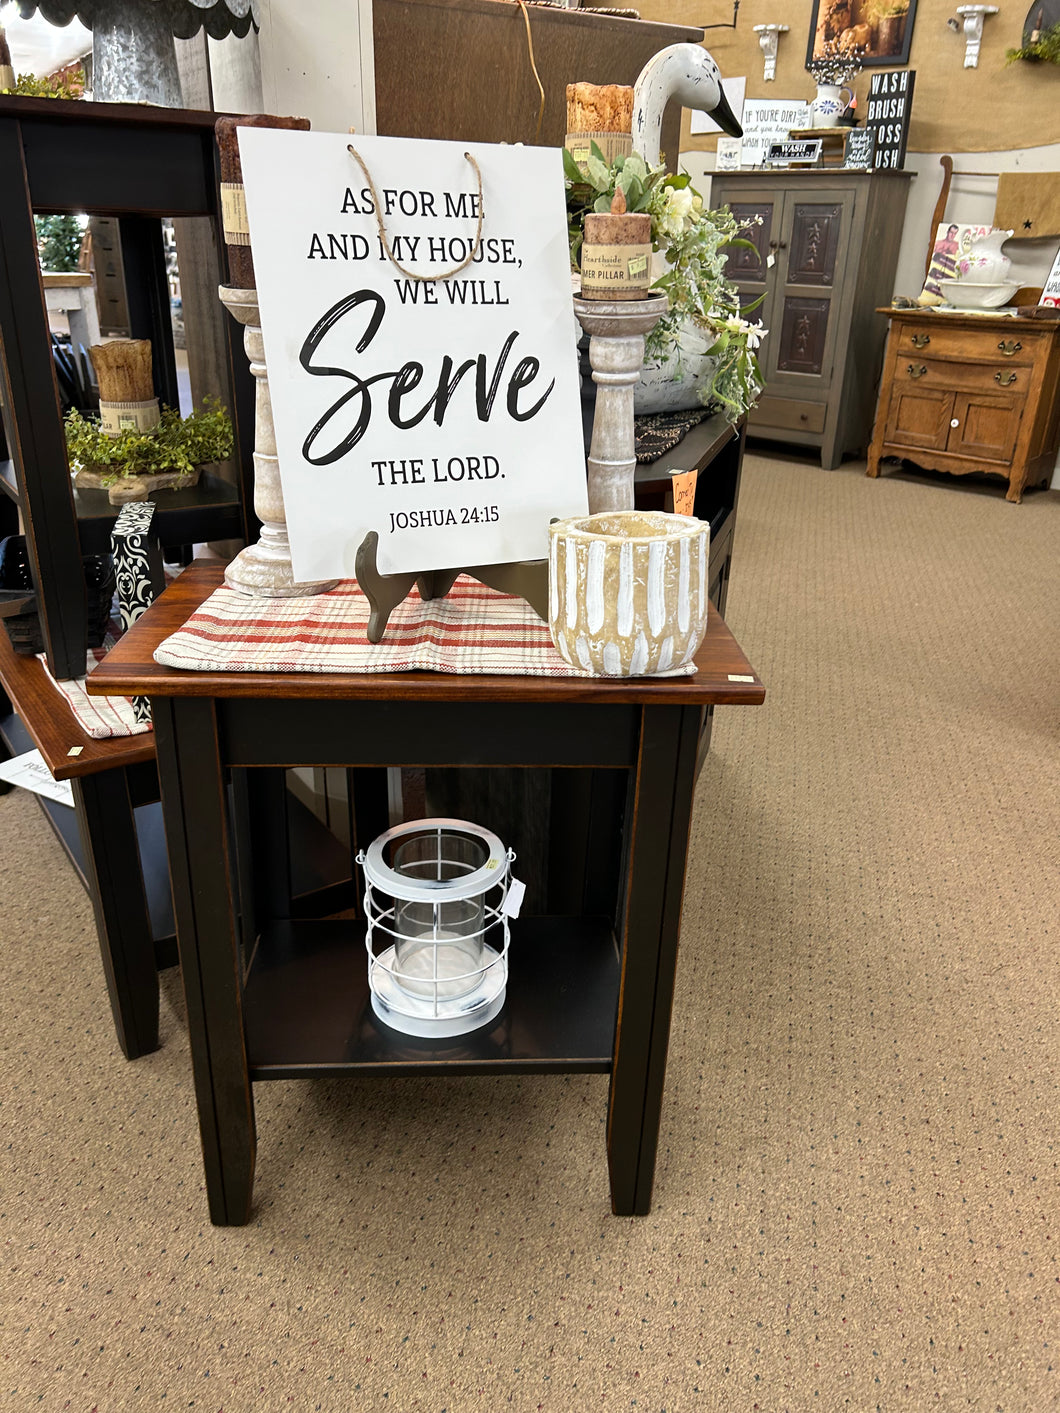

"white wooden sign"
[1041,246,1060,308]
[238,129,588,579]
[739,100,812,167]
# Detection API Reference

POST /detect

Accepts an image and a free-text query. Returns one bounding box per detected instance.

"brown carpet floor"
[1,453,1058,1411]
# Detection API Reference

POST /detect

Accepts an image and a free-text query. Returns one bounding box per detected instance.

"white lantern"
[357,818,516,1038]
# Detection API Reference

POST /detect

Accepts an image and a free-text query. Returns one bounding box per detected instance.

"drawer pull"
[998,340,1022,357]
[994,370,1018,386]
[910,332,931,349]
[907,363,928,379]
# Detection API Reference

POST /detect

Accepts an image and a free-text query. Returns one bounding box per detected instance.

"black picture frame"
[806,1,918,70]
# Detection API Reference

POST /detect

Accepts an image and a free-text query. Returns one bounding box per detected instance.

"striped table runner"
[40,635,153,739]
[153,576,695,677]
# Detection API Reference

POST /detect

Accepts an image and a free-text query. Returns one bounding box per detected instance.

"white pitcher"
[962,229,1013,282]
[811,83,852,128]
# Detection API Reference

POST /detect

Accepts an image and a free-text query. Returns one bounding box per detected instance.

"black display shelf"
[244,915,620,1080]
[73,473,243,555]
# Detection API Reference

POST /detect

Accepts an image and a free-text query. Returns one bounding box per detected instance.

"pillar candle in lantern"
[579,186,653,301]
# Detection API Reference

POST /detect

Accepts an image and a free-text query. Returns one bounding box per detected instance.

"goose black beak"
[711,87,743,138]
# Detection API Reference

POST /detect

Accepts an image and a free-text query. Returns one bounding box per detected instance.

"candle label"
[580,242,653,292]
[565,131,632,175]
[220,182,252,245]
[99,398,161,436]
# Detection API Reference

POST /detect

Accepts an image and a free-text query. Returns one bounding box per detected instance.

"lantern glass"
[392,831,487,1000]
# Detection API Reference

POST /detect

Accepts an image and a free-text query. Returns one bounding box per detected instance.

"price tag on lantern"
[238,129,588,581]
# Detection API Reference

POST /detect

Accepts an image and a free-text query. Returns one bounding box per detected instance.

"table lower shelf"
[244,915,621,1080]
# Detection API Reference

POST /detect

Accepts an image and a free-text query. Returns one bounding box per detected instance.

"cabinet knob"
[997,340,1022,357]
[910,332,931,349]
[768,239,788,250]
[950,418,960,428]
[907,363,928,379]
[994,370,1018,386]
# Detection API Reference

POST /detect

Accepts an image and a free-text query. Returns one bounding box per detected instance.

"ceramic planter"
[635,324,719,414]
[548,510,710,676]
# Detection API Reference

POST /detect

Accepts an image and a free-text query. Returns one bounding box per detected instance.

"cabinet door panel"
[950,392,1022,463]
[884,385,954,449]
[776,297,830,375]
[717,198,774,286]
[787,203,842,286]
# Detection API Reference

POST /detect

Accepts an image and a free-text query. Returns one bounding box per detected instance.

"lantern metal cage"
[357,818,516,1038]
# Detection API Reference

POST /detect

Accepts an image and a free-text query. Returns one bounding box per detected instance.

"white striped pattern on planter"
[548,510,710,677]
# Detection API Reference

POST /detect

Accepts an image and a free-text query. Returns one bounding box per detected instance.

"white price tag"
[502,877,526,918]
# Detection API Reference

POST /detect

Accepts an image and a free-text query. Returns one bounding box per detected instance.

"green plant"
[64,399,234,484]
[565,145,764,421]
[35,214,84,273]
[1006,21,1060,62]
[3,69,82,99]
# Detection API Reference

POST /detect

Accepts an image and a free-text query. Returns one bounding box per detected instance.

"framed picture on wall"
[807,1,918,69]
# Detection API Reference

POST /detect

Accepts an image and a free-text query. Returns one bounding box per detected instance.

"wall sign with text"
[866,71,916,171]
[238,129,588,580]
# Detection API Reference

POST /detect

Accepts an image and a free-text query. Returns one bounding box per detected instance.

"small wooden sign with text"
[767,139,823,167]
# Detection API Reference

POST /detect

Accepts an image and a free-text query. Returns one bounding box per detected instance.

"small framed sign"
[843,127,876,170]
[715,137,743,172]
[238,129,588,581]
[767,138,823,167]
[866,70,916,171]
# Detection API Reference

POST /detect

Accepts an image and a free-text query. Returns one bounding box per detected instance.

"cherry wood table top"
[0,621,155,781]
[88,562,766,709]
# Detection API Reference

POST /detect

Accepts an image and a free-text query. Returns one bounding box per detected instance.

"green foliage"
[566,152,765,422]
[35,215,84,273]
[1006,22,1060,63]
[3,70,82,99]
[64,399,234,483]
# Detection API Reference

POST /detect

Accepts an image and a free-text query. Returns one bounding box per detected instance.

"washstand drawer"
[748,395,826,435]
[890,320,1036,366]
[890,355,1033,394]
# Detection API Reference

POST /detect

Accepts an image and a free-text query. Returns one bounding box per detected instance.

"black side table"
[90,562,764,1224]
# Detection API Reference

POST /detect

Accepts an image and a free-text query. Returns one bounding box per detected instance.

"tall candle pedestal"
[218,286,337,598]
[573,293,668,513]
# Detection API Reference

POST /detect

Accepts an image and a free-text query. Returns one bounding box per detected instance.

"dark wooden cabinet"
[708,169,912,469]
[868,308,1060,501]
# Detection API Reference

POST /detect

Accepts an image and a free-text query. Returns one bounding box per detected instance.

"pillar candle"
[215,114,310,289]
[579,186,653,301]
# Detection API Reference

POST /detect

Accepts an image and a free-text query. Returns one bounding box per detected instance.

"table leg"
[153,697,256,1225]
[71,769,159,1059]
[606,703,701,1216]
